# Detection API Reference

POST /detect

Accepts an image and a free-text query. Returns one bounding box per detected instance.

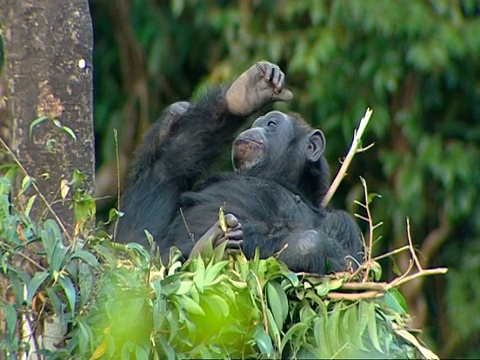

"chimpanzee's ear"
[306,130,326,162]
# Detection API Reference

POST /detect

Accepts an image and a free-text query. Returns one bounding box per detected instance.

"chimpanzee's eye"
[267,120,276,127]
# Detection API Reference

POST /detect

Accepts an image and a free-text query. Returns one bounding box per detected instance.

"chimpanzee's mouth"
[232,139,265,173]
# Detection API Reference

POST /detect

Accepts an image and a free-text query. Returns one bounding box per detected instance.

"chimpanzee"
[117,61,362,274]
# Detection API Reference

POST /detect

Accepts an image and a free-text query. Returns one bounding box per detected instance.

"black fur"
[117,86,363,274]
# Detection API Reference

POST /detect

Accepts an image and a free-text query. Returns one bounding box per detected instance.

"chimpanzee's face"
[232,111,295,174]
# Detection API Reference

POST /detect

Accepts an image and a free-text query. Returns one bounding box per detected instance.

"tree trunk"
[0,0,95,233]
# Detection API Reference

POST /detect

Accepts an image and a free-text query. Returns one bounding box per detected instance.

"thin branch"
[388,268,448,289]
[340,282,387,291]
[327,290,382,300]
[0,137,71,241]
[113,129,121,242]
[10,248,48,272]
[321,108,373,208]
[373,245,411,262]
[406,218,422,270]
[250,270,269,333]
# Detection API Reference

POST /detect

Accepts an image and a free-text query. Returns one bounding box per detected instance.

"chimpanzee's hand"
[226,61,293,116]
[189,213,244,260]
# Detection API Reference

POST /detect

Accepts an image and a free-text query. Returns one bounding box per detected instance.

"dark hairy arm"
[117,61,293,245]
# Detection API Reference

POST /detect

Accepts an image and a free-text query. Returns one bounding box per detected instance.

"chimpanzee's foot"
[189,213,243,259]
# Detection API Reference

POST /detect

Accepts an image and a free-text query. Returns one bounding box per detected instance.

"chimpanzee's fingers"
[225,239,244,250]
[226,229,243,240]
[257,62,294,102]
[272,88,294,102]
[225,213,241,229]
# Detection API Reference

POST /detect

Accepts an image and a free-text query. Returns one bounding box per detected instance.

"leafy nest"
[74,241,438,359]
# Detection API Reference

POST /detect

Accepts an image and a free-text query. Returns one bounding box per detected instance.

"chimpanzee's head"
[232,111,330,204]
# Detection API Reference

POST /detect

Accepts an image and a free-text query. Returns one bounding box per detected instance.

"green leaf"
[143,229,154,248]
[161,274,181,295]
[72,250,99,267]
[176,280,194,295]
[265,308,281,348]
[344,303,364,350]
[370,261,382,281]
[180,295,205,315]
[61,125,77,140]
[253,324,274,357]
[204,260,228,285]
[50,243,67,273]
[280,322,308,353]
[135,345,149,360]
[159,337,176,360]
[71,169,85,188]
[25,195,37,218]
[4,303,17,339]
[327,301,343,351]
[59,275,76,314]
[385,288,408,315]
[193,257,206,292]
[27,271,50,303]
[21,175,33,194]
[42,219,62,262]
[266,281,288,330]
[29,116,49,138]
[46,287,64,316]
[367,302,383,353]
[313,316,330,356]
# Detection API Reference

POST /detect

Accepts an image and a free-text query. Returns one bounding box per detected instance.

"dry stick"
[113,129,121,242]
[388,268,448,289]
[373,245,410,261]
[321,108,373,208]
[0,137,72,241]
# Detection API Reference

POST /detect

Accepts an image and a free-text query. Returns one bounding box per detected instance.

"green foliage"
[0,171,436,359]
[0,176,98,358]
[68,245,427,359]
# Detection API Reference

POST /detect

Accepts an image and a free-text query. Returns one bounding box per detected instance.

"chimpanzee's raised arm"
[130,61,293,186]
[117,61,292,245]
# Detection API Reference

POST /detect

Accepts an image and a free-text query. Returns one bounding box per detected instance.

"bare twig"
[180,207,195,243]
[0,137,71,241]
[373,245,410,261]
[321,108,373,208]
[113,129,121,242]
[328,290,382,300]
[388,268,448,289]
[406,218,422,270]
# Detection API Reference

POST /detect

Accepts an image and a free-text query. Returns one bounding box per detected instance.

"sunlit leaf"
[90,338,108,360]
[180,295,205,315]
[25,195,37,218]
[60,179,70,200]
[61,125,77,140]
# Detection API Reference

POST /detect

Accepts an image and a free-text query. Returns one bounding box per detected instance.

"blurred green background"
[91,0,480,357]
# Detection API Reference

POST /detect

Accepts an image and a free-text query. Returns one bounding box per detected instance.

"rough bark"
[0,0,95,233]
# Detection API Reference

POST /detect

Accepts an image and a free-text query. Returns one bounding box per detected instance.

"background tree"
[0,0,94,354]
[90,0,480,357]
[0,0,95,231]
